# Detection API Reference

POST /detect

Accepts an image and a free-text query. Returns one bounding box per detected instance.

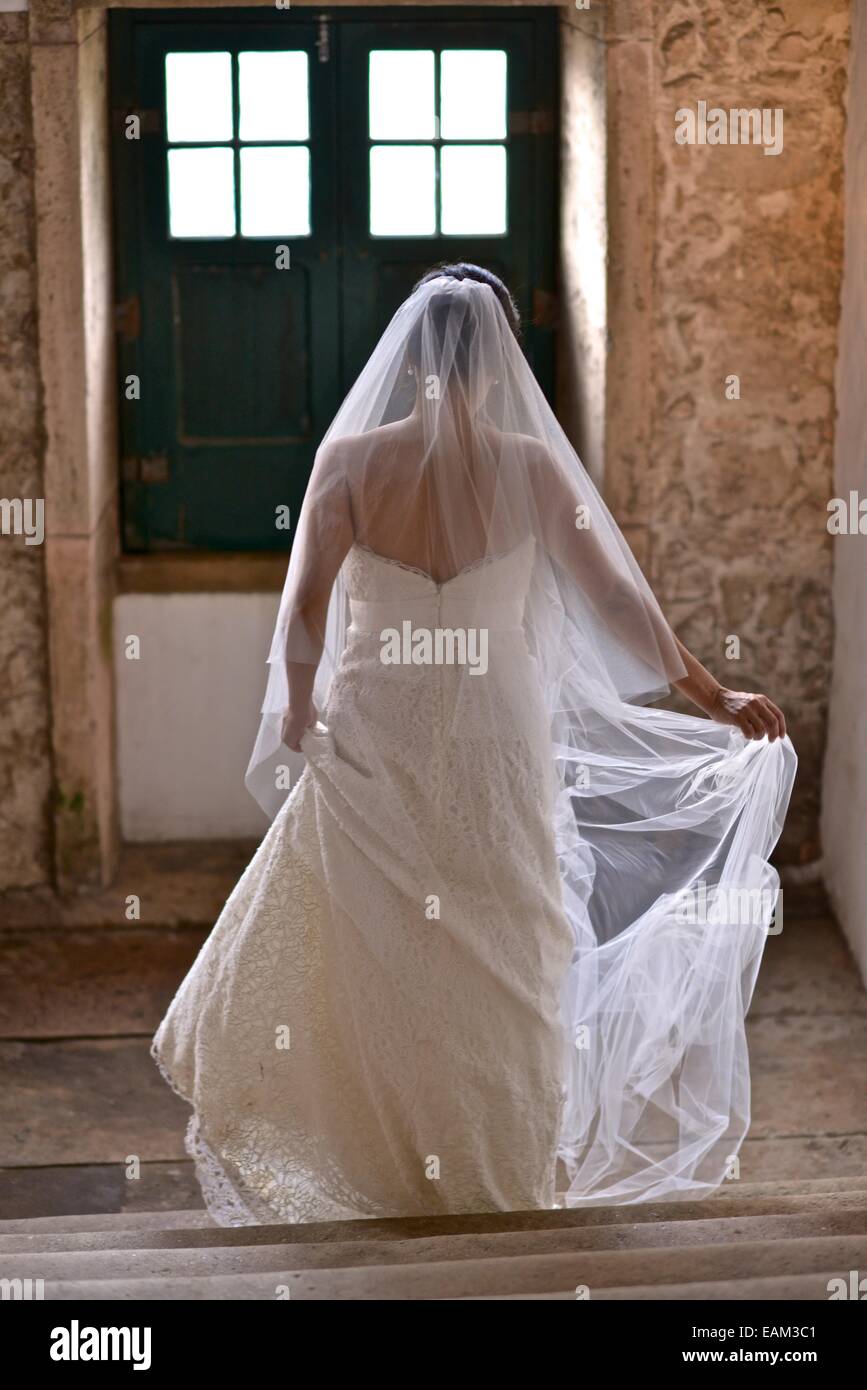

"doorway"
[110,6,559,553]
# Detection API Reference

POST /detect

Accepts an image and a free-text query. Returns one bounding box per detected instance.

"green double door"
[111,7,557,552]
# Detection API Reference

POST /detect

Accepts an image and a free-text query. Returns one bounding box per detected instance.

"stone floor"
[0,849,866,1220]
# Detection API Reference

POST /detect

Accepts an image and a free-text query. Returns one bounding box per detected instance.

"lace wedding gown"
[153,535,576,1225]
[153,275,796,1223]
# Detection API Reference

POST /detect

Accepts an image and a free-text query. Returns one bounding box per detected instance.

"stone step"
[0,842,256,930]
[2,907,857,1038]
[463,1270,847,1300]
[0,928,206,1039]
[31,1233,867,1300]
[6,1027,867,1170]
[0,1207,212,1237]
[2,1204,865,1263]
[1,1174,864,1241]
[0,1038,189,1167]
[707,1173,867,1199]
[0,1159,204,1222]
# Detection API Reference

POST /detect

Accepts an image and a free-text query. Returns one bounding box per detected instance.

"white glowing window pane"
[168,147,235,237]
[239,51,309,141]
[240,147,310,236]
[441,145,507,235]
[369,51,435,139]
[440,50,507,139]
[370,145,436,235]
[165,52,233,143]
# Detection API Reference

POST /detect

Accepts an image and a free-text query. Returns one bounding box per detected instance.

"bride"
[153,264,796,1226]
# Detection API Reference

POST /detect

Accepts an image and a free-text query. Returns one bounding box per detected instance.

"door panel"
[113,13,338,551]
[174,265,312,442]
[340,17,555,391]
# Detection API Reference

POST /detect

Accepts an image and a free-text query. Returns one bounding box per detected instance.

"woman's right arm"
[281,443,354,749]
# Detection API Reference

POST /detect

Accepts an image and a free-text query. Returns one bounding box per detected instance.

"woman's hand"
[709,687,786,742]
[281,700,317,753]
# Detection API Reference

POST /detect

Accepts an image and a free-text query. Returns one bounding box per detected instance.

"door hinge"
[510,109,555,137]
[316,14,330,63]
[123,454,170,484]
[115,294,141,343]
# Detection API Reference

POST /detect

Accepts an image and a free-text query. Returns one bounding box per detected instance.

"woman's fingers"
[749,698,773,740]
[738,695,786,741]
[709,687,788,742]
[756,696,785,741]
[738,703,766,739]
[765,697,787,739]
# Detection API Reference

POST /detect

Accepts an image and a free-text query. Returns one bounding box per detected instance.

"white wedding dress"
[153,275,796,1224]
[153,535,576,1224]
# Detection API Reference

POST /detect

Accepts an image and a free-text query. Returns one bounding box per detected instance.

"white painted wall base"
[114,593,279,840]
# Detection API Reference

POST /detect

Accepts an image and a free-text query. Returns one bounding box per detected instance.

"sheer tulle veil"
[246,274,796,1206]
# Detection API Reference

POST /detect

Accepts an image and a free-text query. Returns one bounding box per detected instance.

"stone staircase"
[2,874,865,1301]
[2,1176,865,1300]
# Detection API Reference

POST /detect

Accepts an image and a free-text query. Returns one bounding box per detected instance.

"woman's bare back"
[338,414,543,584]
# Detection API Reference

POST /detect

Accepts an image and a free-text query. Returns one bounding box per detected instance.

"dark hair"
[413,263,522,342]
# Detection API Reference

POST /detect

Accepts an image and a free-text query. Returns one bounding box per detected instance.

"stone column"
[0,5,53,890]
[30,0,120,887]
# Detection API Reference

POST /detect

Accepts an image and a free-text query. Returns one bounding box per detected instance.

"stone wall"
[0,12,52,889]
[606,0,850,861]
[822,0,867,979]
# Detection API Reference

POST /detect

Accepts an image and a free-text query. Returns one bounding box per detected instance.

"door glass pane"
[165,52,233,143]
[168,147,236,238]
[370,145,436,235]
[239,51,309,141]
[440,50,507,140]
[441,145,507,235]
[240,146,311,236]
[369,51,435,140]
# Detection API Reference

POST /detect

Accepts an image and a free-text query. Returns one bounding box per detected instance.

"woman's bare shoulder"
[478,424,555,468]
[316,418,416,470]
